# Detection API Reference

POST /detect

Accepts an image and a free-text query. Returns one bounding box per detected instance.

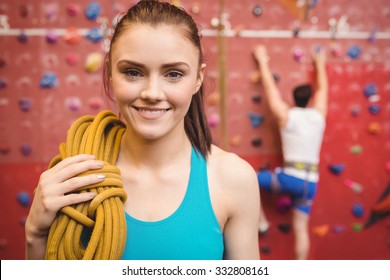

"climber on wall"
[253,45,328,260]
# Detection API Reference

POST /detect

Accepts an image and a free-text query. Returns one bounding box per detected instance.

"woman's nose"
[140,77,163,101]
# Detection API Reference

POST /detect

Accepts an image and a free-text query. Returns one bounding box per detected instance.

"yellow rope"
[45,110,127,260]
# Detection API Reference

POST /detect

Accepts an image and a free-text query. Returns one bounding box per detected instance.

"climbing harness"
[45,110,127,260]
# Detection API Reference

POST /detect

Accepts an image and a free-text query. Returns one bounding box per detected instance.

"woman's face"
[110,24,205,140]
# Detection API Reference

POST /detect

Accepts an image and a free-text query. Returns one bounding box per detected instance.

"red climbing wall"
[0,0,389,260]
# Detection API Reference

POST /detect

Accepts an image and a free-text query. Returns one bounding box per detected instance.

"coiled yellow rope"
[45,110,127,260]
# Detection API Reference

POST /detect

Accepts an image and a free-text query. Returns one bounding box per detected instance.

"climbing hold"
[17,191,30,207]
[19,5,30,18]
[40,72,57,88]
[229,134,242,147]
[332,225,345,234]
[0,238,8,250]
[251,138,262,147]
[251,95,261,104]
[0,79,7,89]
[349,145,362,155]
[88,97,104,110]
[328,163,345,175]
[250,71,261,83]
[20,144,32,156]
[248,113,264,128]
[19,98,32,112]
[368,94,380,103]
[63,27,80,44]
[293,48,304,63]
[85,2,101,20]
[330,42,342,57]
[273,73,280,83]
[307,0,319,8]
[208,112,219,128]
[46,29,58,44]
[367,122,381,134]
[206,91,219,106]
[260,246,271,255]
[350,104,360,117]
[191,3,200,14]
[277,223,291,234]
[67,4,80,16]
[252,5,262,17]
[0,58,6,68]
[363,83,378,98]
[210,17,219,28]
[276,195,292,213]
[352,223,363,232]
[344,178,363,194]
[313,224,329,237]
[386,162,390,174]
[66,53,79,65]
[347,45,361,59]
[85,52,103,72]
[368,104,380,115]
[44,3,58,20]
[86,27,103,43]
[17,31,28,44]
[65,97,82,111]
[352,203,364,218]
[0,146,10,155]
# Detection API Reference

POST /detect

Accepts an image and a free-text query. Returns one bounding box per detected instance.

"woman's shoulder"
[208,145,258,190]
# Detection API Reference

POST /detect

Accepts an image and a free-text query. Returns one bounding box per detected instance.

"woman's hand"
[25,154,105,256]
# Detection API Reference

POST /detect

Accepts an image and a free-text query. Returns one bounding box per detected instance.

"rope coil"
[45,110,127,260]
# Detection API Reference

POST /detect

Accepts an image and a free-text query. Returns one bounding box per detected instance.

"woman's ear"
[194,63,206,94]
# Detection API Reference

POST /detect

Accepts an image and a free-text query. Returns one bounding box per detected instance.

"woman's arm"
[215,152,260,260]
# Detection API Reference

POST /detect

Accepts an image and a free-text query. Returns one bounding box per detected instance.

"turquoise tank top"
[120,147,224,260]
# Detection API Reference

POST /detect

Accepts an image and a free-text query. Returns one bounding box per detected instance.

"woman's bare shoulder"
[208,145,258,191]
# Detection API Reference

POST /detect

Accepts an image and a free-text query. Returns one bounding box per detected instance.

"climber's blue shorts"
[257,168,318,214]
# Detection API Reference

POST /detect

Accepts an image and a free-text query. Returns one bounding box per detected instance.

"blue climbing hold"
[40,72,57,88]
[352,203,364,218]
[328,163,345,175]
[17,192,30,207]
[86,27,103,43]
[85,3,101,20]
[364,83,377,98]
[368,104,380,115]
[347,45,361,59]
[248,113,264,128]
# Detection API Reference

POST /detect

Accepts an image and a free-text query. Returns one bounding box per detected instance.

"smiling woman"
[25,0,262,260]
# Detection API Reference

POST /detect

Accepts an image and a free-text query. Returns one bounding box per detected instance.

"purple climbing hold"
[328,163,345,175]
[19,98,32,112]
[17,31,28,44]
[46,29,58,44]
[0,79,6,89]
[20,144,32,156]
